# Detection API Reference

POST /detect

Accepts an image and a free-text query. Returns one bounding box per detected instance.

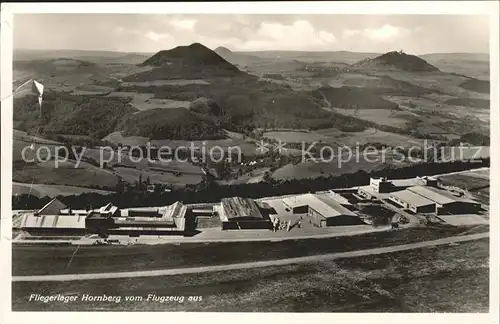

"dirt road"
[12,232,488,282]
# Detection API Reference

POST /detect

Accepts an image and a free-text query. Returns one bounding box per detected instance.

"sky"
[13,14,490,54]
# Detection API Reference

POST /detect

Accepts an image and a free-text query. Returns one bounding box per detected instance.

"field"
[12,162,120,189]
[439,146,490,161]
[131,99,191,111]
[13,130,61,145]
[12,182,114,198]
[102,132,259,157]
[327,73,380,88]
[122,80,210,86]
[220,167,271,185]
[106,92,191,111]
[101,132,150,146]
[438,169,490,205]
[384,95,490,135]
[272,159,388,181]
[370,71,476,98]
[263,131,327,143]
[83,147,205,186]
[149,138,259,157]
[70,85,115,96]
[13,138,61,163]
[241,59,305,76]
[316,128,420,148]
[113,166,202,187]
[438,169,490,191]
[12,237,489,311]
[334,108,416,129]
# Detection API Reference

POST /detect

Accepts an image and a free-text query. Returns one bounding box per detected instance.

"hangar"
[219,197,272,230]
[388,190,436,214]
[407,186,482,215]
[19,198,87,235]
[283,193,366,227]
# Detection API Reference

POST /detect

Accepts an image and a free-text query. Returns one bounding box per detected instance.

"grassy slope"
[13,238,489,312]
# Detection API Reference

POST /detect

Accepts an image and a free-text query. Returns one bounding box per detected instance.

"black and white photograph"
[1,1,499,318]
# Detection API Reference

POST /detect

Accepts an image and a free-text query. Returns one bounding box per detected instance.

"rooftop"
[120,201,187,219]
[37,198,67,215]
[390,189,436,207]
[220,197,264,221]
[326,191,352,205]
[407,186,477,205]
[21,213,86,229]
[358,185,379,197]
[283,193,357,218]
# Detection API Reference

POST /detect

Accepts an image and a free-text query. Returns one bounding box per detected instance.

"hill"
[114,108,225,140]
[141,43,234,67]
[125,43,249,81]
[353,51,440,72]
[214,46,232,57]
[13,91,136,141]
[214,46,262,66]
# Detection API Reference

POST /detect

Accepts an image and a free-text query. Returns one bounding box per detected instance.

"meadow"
[12,182,114,198]
[12,237,488,312]
[263,131,327,143]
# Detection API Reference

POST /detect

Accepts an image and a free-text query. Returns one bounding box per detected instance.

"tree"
[115,180,125,194]
[263,171,273,183]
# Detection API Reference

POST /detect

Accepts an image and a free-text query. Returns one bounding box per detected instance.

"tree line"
[12,158,489,210]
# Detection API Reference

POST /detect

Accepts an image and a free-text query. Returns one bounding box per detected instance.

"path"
[12,232,488,282]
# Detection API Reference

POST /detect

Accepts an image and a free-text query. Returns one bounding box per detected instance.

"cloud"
[168,18,197,30]
[145,31,173,43]
[342,29,362,39]
[240,20,337,50]
[364,24,411,42]
[12,14,489,54]
[343,24,412,43]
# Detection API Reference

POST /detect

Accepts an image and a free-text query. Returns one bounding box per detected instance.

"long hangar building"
[389,185,481,215]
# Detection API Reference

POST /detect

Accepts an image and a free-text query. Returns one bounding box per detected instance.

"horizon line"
[13,47,490,57]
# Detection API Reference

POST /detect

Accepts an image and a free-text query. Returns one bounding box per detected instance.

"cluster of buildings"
[17,199,188,237]
[14,175,484,239]
[358,176,481,215]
